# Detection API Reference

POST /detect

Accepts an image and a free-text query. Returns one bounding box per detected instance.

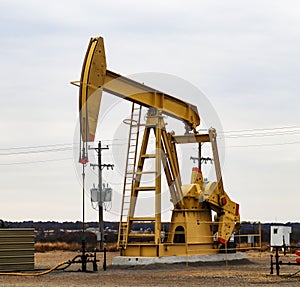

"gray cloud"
[0,0,299,222]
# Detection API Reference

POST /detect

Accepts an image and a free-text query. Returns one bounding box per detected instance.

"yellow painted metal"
[154,111,162,249]
[190,167,204,188]
[208,128,224,195]
[202,181,240,244]
[172,133,210,144]
[77,37,200,143]
[161,130,184,208]
[79,37,106,141]
[119,113,226,257]
[168,183,215,247]
[103,71,200,132]
[76,36,240,258]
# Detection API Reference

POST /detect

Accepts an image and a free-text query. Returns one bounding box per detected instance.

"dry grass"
[105,242,118,252]
[35,242,81,252]
[35,242,118,253]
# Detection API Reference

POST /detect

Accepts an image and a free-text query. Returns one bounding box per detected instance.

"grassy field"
[0,251,299,287]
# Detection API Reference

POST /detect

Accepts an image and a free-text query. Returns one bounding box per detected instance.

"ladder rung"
[141,154,156,158]
[135,171,156,175]
[139,123,156,127]
[134,186,156,191]
[129,217,155,221]
[128,234,155,238]
[121,103,142,232]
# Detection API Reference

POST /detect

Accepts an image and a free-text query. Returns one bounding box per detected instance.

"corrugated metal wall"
[0,228,34,271]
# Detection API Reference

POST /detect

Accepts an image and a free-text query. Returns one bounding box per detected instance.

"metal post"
[198,142,201,170]
[275,247,280,275]
[270,254,274,275]
[81,163,87,272]
[155,112,162,256]
[81,238,87,272]
[259,222,262,252]
[103,247,107,271]
[82,163,85,236]
[98,141,104,251]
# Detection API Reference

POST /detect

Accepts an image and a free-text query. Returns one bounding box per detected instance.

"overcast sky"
[0,0,299,224]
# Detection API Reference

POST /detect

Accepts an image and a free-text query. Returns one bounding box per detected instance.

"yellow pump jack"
[73,37,240,257]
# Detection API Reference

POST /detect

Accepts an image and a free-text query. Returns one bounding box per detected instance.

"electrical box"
[90,187,99,202]
[90,187,112,203]
[103,187,112,202]
[270,226,292,247]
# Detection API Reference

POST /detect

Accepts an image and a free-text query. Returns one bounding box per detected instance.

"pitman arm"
[202,181,240,244]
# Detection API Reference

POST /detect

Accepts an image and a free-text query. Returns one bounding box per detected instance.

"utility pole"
[190,143,202,169]
[190,143,213,168]
[198,142,201,169]
[90,141,114,251]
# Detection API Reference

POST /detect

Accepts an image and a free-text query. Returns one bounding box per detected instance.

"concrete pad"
[112,253,247,266]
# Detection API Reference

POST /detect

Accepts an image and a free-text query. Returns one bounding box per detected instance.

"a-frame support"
[119,108,186,255]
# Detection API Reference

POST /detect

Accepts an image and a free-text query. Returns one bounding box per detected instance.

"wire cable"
[288,269,300,277]
[0,147,73,156]
[221,125,300,134]
[0,125,299,156]
[0,143,75,151]
[226,141,300,148]
[0,157,72,166]
[223,131,300,139]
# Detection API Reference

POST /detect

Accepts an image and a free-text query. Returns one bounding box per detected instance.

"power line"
[0,147,73,156]
[0,143,75,151]
[221,125,300,134]
[0,157,73,166]
[0,125,299,154]
[1,140,299,165]
[226,141,300,148]
[223,131,300,139]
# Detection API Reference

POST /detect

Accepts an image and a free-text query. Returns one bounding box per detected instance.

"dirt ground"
[0,251,299,287]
